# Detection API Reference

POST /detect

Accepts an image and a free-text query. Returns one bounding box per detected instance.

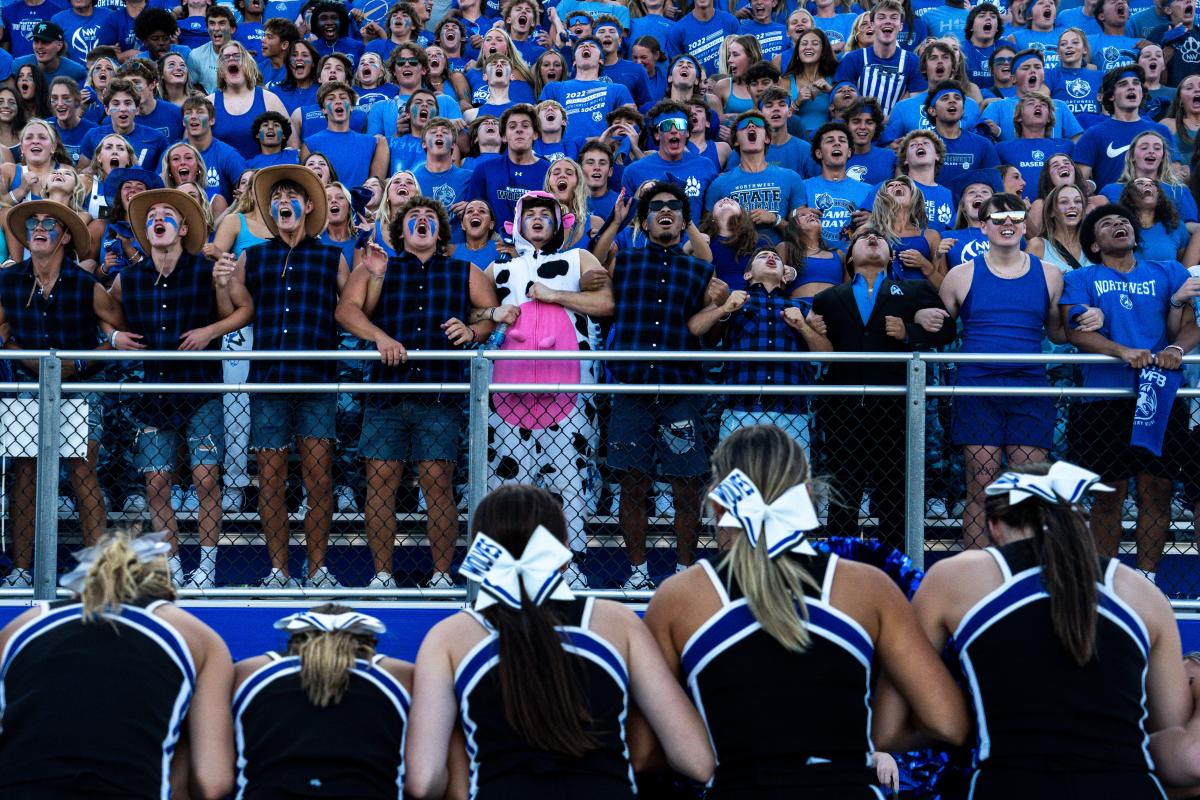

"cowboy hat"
[6,200,91,259]
[253,164,327,238]
[126,188,207,255]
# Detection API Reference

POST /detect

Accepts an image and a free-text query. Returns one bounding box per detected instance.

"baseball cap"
[32,22,64,43]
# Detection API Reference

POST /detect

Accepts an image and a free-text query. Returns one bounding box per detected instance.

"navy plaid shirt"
[243,237,342,383]
[607,242,712,384]
[370,251,474,401]
[725,283,815,414]
[0,260,102,379]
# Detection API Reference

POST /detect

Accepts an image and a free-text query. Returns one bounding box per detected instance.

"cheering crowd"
[0,0,1199,591]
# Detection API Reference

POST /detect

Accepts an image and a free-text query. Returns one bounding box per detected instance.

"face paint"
[271,198,303,219]
[146,216,179,231]
[406,216,437,238]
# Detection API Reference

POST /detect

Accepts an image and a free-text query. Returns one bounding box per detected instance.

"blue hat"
[103,167,164,209]
[947,167,1003,212]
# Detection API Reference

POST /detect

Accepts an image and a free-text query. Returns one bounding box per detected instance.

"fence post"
[464,353,491,604]
[33,354,62,600]
[904,354,927,571]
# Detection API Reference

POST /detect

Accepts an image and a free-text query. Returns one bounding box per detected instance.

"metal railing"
[2,348,1197,602]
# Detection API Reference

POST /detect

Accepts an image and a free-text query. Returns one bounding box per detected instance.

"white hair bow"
[459,525,575,611]
[708,469,820,559]
[984,461,1113,506]
[274,610,388,636]
[59,529,173,595]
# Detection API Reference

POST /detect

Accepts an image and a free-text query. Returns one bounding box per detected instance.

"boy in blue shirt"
[621,100,718,223]
[665,0,739,75]
[843,97,897,185]
[53,0,121,63]
[78,77,168,169]
[540,37,635,140]
[301,82,388,189]
[1074,65,1177,188]
[803,120,871,242]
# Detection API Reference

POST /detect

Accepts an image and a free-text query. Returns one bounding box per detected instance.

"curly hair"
[389,195,452,252]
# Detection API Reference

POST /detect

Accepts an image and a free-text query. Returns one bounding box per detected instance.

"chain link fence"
[2,350,1199,601]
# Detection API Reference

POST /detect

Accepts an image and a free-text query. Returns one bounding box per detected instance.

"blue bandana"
[1131,365,1183,457]
[1010,52,1043,74]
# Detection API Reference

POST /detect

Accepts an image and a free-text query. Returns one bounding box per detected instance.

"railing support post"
[33,354,62,600]
[464,353,492,604]
[904,354,927,570]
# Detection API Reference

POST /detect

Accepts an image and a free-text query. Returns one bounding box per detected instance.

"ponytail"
[285,603,378,707]
[79,532,175,622]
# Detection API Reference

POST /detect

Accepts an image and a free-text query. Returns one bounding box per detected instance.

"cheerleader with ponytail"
[405,484,714,799]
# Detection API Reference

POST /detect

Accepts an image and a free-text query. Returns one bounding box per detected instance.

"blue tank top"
[710,237,750,290]
[213,88,267,160]
[723,85,755,115]
[373,219,397,256]
[233,213,269,257]
[958,254,1049,383]
[9,164,39,199]
[695,140,723,172]
[889,233,931,281]
[796,252,843,287]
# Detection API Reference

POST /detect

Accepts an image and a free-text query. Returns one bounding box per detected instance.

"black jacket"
[812,276,956,386]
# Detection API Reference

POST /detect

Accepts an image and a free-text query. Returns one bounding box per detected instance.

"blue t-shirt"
[466,153,551,230]
[940,130,1000,177]
[982,97,1082,142]
[726,136,818,177]
[365,95,461,137]
[51,7,121,62]
[262,0,304,20]
[454,238,501,270]
[620,151,718,223]
[630,13,673,44]
[739,19,788,63]
[234,21,265,57]
[863,178,956,231]
[921,5,969,38]
[996,138,1075,201]
[12,54,86,83]
[305,129,378,189]
[599,60,652,111]
[589,189,618,221]
[387,134,426,173]
[137,101,183,143]
[1100,181,1199,223]
[811,13,856,50]
[881,93,981,143]
[1061,259,1190,389]
[3,0,67,58]
[946,226,991,267]
[846,147,897,185]
[803,174,871,242]
[665,10,741,75]
[80,124,168,169]
[465,72,536,107]
[197,138,247,202]
[1074,118,1178,188]
[1056,7,1102,35]
[962,41,998,88]
[1091,34,1140,72]
[539,79,634,140]
[52,118,96,167]
[705,165,808,244]
[1137,222,1190,262]
[177,14,210,49]
[1008,28,1062,70]
[246,149,301,169]
[414,164,473,210]
[1049,67,1105,128]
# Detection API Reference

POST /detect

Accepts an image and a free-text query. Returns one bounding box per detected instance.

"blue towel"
[1131,366,1184,457]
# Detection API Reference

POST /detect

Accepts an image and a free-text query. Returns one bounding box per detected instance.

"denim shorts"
[606,394,707,477]
[135,398,223,473]
[720,409,812,455]
[250,394,337,450]
[359,399,462,462]
[17,389,102,445]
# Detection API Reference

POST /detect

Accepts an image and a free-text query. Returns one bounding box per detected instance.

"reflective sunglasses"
[394,57,421,66]
[736,116,766,130]
[25,218,60,232]
[655,117,688,132]
[988,210,1026,223]
[648,199,684,211]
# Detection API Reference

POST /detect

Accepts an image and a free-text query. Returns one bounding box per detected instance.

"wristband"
[1166,344,1186,357]
[110,330,119,347]
[1171,298,1185,308]
[489,306,498,322]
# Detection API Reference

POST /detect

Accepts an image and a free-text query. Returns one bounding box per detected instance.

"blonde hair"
[710,425,821,653]
[87,133,134,179]
[1118,130,1179,187]
[160,142,208,188]
[286,604,378,707]
[50,164,87,211]
[216,41,262,91]
[378,171,418,233]
[1012,89,1055,136]
[19,119,70,166]
[868,174,928,242]
[175,179,214,230]
[79,531,176,622]
[478,29,537,86]
[544,156,589,225]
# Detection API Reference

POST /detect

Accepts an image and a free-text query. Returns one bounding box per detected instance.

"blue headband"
[1010,51,1043,73]
[929,86,963,107]
[832,79,857,93]
[1116,67,1141,81]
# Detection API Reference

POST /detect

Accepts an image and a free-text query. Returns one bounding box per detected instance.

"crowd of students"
[0,0,1198,593]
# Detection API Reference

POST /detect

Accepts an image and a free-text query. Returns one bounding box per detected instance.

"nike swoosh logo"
[1107,143,1132,158]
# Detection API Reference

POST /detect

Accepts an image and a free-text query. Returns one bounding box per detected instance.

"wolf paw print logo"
[685,176,701,198]
[1179,36,1200,63]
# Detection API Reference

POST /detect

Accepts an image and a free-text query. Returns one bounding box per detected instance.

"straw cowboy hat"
[6,199,91,259]
[253,164,327,238]
[126,188,208,255]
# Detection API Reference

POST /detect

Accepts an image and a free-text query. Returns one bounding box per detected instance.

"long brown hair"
[984,464,1100,666]
[471,484,598,758]
[285,603,378,707]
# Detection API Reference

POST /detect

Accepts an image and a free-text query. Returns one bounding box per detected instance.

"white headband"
[459,525,575,611]
[984,461,1113,506]
[274,610,388,636]
[59,530,172,595]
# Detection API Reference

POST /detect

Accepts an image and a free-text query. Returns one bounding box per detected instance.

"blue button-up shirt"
[607,242,712,385]
[852,271,885,325]
[243,237,341,384]
[0,260,101,379]
[725,283,814,413]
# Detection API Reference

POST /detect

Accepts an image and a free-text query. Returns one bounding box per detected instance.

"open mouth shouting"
[555,177,569,192]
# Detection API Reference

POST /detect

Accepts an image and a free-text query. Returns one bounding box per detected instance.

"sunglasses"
[648,199,684,211]
[656,117,688,132]
[736,117,766,130]
[25,218,59,232]
[993,56,1014,66]
[988,210,1026,223]
[394,57,421,66]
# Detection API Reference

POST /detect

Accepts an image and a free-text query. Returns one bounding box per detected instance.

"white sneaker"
[180,488,200,513]
[259,568,300,589]
[565,562,589,590]
[170,486,184,511]
[122,494,147,513]
[185,570,216,589]
[335,486,356,513]
[57,495,75,516]
[859,493,872,520]
[368,571,397,589]
[425,571,455,589]
[1123,496,1138,521]
[1,567,32,588]
[221,487,243,513]
[950,499,967,519]
[308,566,341,589]
[926,498,949,519]
[622,568,655,591]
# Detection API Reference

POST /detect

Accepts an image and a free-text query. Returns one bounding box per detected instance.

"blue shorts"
[607,394,708,478]
[250,394,337,450]
[951,392,1056,449]
[135,398,223,473]
[359,399,462,462]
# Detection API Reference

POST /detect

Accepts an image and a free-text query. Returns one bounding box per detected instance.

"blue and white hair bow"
[59,529,172,595]
[274,610,387,636]
[458,525,575,611]
[708,469,820,559]
[985,461,1113,506]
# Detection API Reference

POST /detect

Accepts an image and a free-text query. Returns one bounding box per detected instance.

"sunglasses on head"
[648,199,684,211]
[988,210,1026,223]
[736,116,766,130]
[656,117,688,132]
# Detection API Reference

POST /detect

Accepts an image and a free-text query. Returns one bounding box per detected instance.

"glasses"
[220,53,243,62]
[988,210,1026,223]
[394,57,421,66]
[656,117,688,132]
[735,117,766,130]
[647,199,684,211]
[25,218,59,232]
[994,56,1014,66]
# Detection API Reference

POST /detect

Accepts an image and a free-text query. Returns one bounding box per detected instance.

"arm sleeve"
[1059,269,1092,305]
[833,50,860,84]
[1057,102,1083,138]
[1072,130,1098,167]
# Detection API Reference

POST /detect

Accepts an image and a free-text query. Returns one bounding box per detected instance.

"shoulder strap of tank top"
[371,653,387,666]
[1103,556,1122,590]
[698,559,731,606]
[821,553,838,603]
[265,650,283,662]
[984,546,1012,581]
[462,607,496,633]
[579,595,597,630]
[143,599,171,613]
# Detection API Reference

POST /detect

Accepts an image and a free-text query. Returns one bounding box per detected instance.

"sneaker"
[565,562,589,590]
[170,486,184,512]
[259,568,300,589]
[57,495,75,515]
[1,567,32,588]
[925,498,949,519]
[859,493,872,521]
[221,487,243,513]
[1123,496,1138,521]
[950,499,967,519]
[368,571,398,589]
[122,494,147,513]
[180,488,200,513]
[425,571,455,589]
[622,568,656,591]
[184,570,216,589]
[308,566,341,589]
[335,486,356,513]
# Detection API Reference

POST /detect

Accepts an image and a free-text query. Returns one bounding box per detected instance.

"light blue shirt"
[852,270,885,325]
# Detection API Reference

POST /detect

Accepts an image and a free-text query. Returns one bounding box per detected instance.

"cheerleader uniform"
[681,553,882,799]
[951,538,1166,799]
[233,652,410,799]
[455,597,635,799]
[0,599,195,799]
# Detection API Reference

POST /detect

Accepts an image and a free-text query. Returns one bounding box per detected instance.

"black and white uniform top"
[0,598,195,799]
[454,596,635,800]
[681,553,882,800]
[950,538,1166,799]
[232,651,410,800]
